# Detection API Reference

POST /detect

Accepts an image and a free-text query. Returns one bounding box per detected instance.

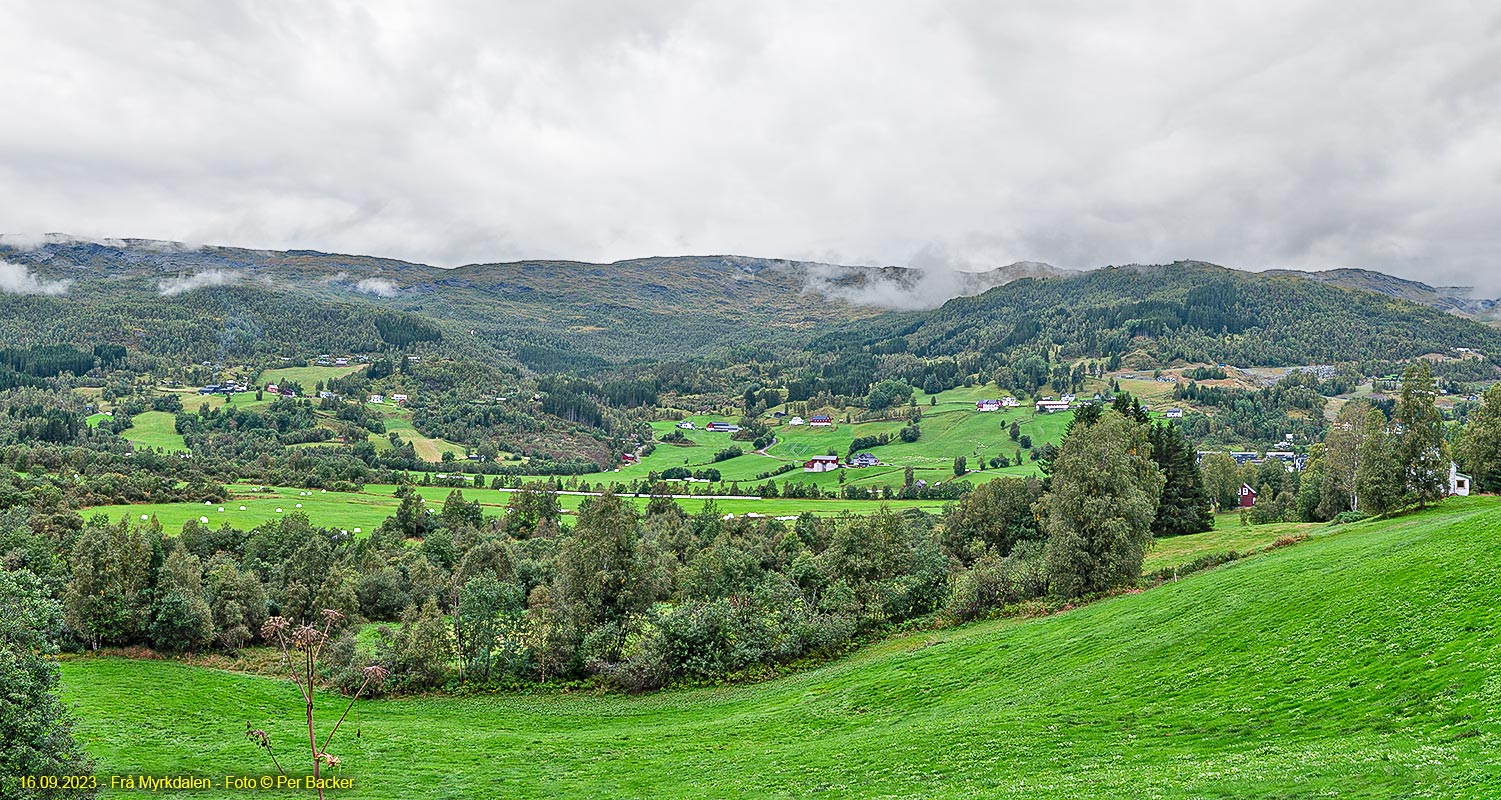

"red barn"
[1238,483,1257,508]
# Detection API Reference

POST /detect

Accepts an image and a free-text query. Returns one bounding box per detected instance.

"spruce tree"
[1148,422,1214,536]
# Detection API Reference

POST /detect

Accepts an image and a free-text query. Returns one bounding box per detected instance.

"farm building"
[976,399,1001,412]
[1239,484,1257,508]
[809,415,834,427]
[368,394,384,404]
[1164,408,1183,419]
[849,452,879,467]
[804,455,841,473]
[1035,400,1071,413]
[1002,396,1020,407]
[1450,463,1472,496]
[676,421,695,430]
[788,416,805,426]
[705,422,740,433]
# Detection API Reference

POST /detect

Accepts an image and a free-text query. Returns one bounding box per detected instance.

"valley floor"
[58,498,1501,798]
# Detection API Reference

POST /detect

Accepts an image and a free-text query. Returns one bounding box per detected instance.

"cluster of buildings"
[1197,450,1308,472]
[367,393,410,406]
[197,379,244,396]
[803,452,880,472]
[975,397,1021,412]
[314,354,369,367]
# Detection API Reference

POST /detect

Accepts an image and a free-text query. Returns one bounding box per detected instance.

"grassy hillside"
[592,386,1073,492]
[59,498,1501,798]
[117,410,187,452]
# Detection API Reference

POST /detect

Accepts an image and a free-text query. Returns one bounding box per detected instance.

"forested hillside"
[873,262,1501,368]
[5,240,1498,375]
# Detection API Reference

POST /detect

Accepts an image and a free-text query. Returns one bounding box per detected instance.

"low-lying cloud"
[0,260,72,295]
[354,277,400,297]
[158,269,243,296]
[792,260,1074,310]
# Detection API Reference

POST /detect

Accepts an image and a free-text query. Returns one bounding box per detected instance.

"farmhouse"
[705,422,740,433]
[1450,463,1471,496]
[1035,400,1071,413]
[621,453,639,464]
[391,393,409,406]
[1164,408,1183,419]
[849,452,879,467]
[1001,396,1020,407]
[1239,483,1257,507]
[803,455,841,473]
[264,384,279,394]
[976,399,1001,412]
[334,357,349,366]
[676,421,695,430]
[368,394,384,404]
[788,416,805,426]
[809,415,833,427]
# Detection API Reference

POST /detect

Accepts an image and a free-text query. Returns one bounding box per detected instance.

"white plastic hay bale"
[296,503,303,508]
[353,527,361,533]
[199,516,209,523]
[276,508,283,513]
[141,514,149,520]
[239,506,247,511]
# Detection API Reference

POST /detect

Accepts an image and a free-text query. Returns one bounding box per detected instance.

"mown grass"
[59,498,1501,798]
[83,484,955,534]
[593,386,1075,492]
[117,410,187,452]
[257,364,367,389]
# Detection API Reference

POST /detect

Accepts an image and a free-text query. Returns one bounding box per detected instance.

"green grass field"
[59,497,1501,797]
[84,483,956,533]
[583,387,1075,492]
[257,364,367,389]
[117,410,187,452]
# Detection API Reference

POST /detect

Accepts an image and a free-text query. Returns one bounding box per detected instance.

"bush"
[942,542,1048,622]
[1330,510,1370,525]
[149,590,214,653]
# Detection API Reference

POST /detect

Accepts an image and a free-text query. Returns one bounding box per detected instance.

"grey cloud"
[0,1,1496,293]
[158,270,243,296]
[0,260,72,295]
[353,277,400,297]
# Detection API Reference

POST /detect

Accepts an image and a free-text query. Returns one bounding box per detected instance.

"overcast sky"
[1,2,1497,287]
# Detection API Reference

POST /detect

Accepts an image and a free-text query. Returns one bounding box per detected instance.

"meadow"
[116,410,187,452]
[59,497,1501,797]
[595,385,1076,493]
[84,483,956,533]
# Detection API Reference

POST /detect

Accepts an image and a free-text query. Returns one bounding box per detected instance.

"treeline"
[1172,370,1328,447]
[1220,361,1459,525]
[9,398,1222,698]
